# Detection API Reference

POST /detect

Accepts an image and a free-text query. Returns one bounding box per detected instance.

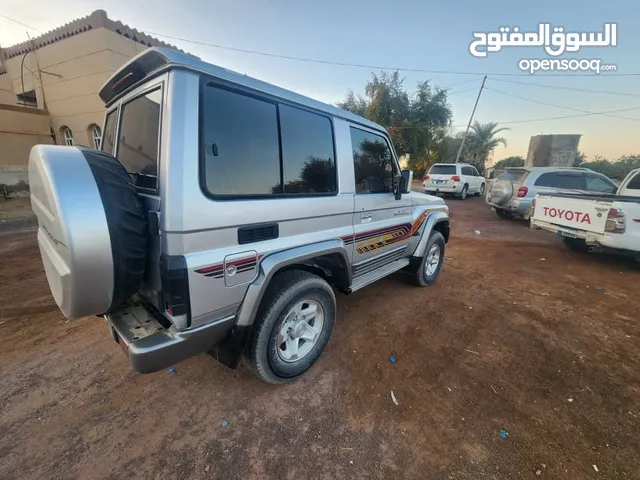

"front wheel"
[246,270,336,384]
[410,231,446,286]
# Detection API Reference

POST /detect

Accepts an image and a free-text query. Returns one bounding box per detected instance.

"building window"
[90,125,102,149]
[17,89,37,107]
[62,127,74,146]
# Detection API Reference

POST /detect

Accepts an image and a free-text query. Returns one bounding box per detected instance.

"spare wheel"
[29,145,148,319]
[489,180,513,206]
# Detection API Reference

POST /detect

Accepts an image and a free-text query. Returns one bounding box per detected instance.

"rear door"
[427,164,457,187]
[350,127,413,273]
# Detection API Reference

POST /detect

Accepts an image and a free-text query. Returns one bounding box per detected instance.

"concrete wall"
[526,134,582,168]
[0,73,15,104]
[0,104,53,171]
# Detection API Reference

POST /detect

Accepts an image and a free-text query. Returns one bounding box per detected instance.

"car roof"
[101,47,387,134]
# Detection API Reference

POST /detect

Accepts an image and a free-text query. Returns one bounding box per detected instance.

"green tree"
[494,155,525,169]
[459,122,509,174]
[579,154,640,180]
[338,72,453,177]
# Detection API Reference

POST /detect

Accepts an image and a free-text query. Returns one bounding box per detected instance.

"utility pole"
[454,75,487,163]
[26,32,57,144]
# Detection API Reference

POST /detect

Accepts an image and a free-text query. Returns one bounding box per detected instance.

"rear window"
[498,169,529,182]
[535,172,584,190]
[102,110,117,156]
[429,165,456,175]
[116,88,162,190]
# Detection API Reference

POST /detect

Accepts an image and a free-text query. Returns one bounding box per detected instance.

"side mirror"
[401,170,413,194]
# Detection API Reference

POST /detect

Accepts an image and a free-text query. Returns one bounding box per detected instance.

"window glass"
[461,166,474,176]
[202,85,280,196]
[279,104,336,194]
[585,175,616,193]
[499,169,529,182]
[472,167,480,176]
[102,110,117,155]
[62,127,74,146]
[91,125,102,150]
[625,173,640,190]
[350,128,395,194]
[535,172,584,190]
[117,89,162,190]
[429,165,456,175]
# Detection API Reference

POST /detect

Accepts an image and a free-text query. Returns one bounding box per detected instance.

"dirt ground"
[1,197,639,479]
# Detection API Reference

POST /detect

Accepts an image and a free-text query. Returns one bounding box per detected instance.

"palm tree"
[461,121,509,173]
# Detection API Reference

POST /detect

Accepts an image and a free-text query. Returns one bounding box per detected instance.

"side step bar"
[348,258,410,293]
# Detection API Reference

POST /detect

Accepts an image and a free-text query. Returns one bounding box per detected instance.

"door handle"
[361,214,372,219]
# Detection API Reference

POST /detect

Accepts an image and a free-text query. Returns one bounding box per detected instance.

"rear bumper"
[487,198,532,216]
[423,182,463,194]
[106,302,234,373]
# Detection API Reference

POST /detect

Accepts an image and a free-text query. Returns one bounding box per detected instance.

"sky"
[1,0,639,164]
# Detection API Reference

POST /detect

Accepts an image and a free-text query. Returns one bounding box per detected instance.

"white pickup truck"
[531,168,640,258]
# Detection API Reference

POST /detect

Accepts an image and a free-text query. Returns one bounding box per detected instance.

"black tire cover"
[81,148,148,312]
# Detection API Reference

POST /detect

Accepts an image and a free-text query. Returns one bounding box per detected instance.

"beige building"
[0,9,184,181]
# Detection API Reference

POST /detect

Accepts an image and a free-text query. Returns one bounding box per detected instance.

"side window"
[472,167,480,176]
[350,127,395,194]
[102,111,117,155]
[625,172,640,190]
[585,174,616,193]
[202,85,280,196]
[117,89,162,190]
[279,104,336,194]
[461,166,474,176]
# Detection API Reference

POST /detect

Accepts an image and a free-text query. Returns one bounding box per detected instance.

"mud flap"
[208,326,252,369]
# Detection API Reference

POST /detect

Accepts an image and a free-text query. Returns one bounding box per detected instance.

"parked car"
[531,168,640,258]
[422,163,485,200]
[486,166,617,220]
[28,47,451,384]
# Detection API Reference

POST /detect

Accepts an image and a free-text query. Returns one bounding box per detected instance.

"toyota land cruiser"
[29,48,450,383]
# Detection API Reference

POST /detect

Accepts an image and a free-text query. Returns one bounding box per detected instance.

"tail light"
[605,207,626,234]
[423,175,430,180]
[451,175,461,182]
[517,186,529,198]
[160,254,192,324]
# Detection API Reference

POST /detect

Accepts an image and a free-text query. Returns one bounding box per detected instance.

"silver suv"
[486,166,617,219]
[29,48,450,383]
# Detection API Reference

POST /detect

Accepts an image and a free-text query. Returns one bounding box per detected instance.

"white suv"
[423,163,486,200]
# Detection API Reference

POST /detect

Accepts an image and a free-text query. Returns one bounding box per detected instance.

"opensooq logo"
[468,24,618,74]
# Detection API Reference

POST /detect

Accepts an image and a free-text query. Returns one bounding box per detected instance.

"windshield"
[429,165,456,175]
[499,169,529,182]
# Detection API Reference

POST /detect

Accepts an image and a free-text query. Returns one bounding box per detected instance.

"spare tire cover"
[489,180,513,205]
[29,145,147,319]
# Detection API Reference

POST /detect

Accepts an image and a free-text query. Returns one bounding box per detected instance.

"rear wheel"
[458,184,469,200]
[246,270,336,384]
[495,208,514,219]
[476,183,485,196]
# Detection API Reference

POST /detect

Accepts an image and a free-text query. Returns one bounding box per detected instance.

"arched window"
[62,127,74,146]
[90,125,102,149]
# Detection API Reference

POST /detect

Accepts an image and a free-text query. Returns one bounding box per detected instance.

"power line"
[447,87,478,96]
[485,86,640,122]
[145,30,640,78]
[443,78,481,89]
[489,77,640,97]
[0,12,43,33]
[390,105,640,130]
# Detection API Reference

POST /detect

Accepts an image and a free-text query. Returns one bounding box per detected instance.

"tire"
[495,208,514,220]
[563,237,589,253]
[458,184,469,200]
[475,183,485,196]
[410,231,446,287]
[29,145,147,318]
[246,270,336,384]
